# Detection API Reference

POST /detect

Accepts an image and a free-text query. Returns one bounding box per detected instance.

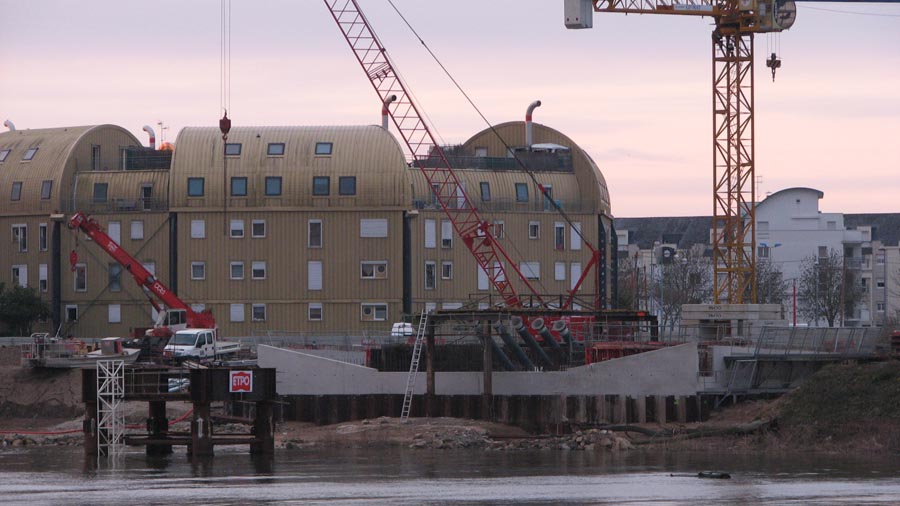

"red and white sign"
[229,370,253,393]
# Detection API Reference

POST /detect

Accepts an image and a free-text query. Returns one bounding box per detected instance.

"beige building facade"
[0,121,617,338]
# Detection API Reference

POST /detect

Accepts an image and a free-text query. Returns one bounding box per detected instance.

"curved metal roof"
[169,125,409,209]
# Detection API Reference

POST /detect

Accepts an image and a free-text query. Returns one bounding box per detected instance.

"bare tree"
[797,249,864,327]
[652,249,713,330]
[615,252,649,311]
[756,258,789,306]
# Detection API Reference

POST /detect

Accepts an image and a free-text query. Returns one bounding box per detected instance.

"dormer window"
[23,147,38,161]
[267,143,285,156]
[315,142,333,156]
[0,149,10,162]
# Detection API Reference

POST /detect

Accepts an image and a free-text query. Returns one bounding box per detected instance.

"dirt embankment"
[0,346,83,419]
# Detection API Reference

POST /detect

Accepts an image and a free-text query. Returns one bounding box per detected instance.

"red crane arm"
[324,0,545,309]
[68,211,214,329]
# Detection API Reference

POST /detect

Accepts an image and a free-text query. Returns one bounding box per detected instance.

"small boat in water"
[24,335,140,369]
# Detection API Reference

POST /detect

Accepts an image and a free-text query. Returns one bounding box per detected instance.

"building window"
[265,176,282,196]
[225,143,242,156]
[252,304,267,322]
[39,264,48,292]
[308,303,323,321]
[360,303,387,321]
[251,220,266,238]
[480,182,491,202]
[554,223,565,251]
[252,261,267,280]
[361,261,388,279]
[758,246,770,258]
[493,221,505,239]
[570,222,582,251]
[0,149,9,162]
[230,219,244,238]
[131,220,144,240]
[23,147,38,161]
[876,253,885,265]
[230,303,245,322]
[230,261,245,280]
[11,265,27,287]
[38,223,49,251]
[140,184,152,210]
[12,224,27,252]
[520,261,540,280]
[515,183,528,202]
[555,262,566,281]
[108,304,121,324]
[108,264,122,291]
[313,176,330,196]
[360,218,388,238]
[441,261,453,280]
[441,220,452,249]
[230,177,248,196]
[187,177,205,197]
[339,176,356,196]
[424,219,436,249]
[74,263,87,292]
[267,143,285,156]
[542,185,554,210]
[876,280,885,288]
[66,305,78,322]
[308,261,323,290]
[40,180,52,200]
[315,142,333,155]
[10,182,22,201]
[190,220,206,239]
[191,262,206,280]
[90,145,101,170]
[529,221,540,240]
[93,183,108,203]
[425,261,436,290]
[308,220,322,248]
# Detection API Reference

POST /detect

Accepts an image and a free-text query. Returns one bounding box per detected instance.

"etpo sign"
[229,370,253,393]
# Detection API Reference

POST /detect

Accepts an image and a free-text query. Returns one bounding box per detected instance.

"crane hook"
[766,52,782,82]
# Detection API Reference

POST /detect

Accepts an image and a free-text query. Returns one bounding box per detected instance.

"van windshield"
[171,333,198,346]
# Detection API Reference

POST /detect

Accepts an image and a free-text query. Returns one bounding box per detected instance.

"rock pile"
[408,428,634,452]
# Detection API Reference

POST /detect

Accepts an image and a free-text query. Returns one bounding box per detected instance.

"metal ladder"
[400,310,428,423]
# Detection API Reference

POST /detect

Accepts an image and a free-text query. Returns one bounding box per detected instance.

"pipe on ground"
[530,318,561,349]
[511,316,554,369]
[494,323,534,371]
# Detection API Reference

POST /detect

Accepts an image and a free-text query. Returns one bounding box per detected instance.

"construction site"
[1,0,899,460]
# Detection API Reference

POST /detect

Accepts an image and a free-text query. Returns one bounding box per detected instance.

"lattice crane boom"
[324,0,550,309]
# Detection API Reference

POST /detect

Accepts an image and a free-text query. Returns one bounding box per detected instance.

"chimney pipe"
[382,95,398,130]
[142,125,156,150]
[3,119,15,131]
[525,100,541,148]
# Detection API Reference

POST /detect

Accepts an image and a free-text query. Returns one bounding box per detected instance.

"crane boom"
[324,0,546,309]
[68,211,215,332]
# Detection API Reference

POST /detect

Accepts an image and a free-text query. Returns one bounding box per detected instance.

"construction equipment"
[324,0,605,310]
[566,0,897,304]
[68,211,216,339]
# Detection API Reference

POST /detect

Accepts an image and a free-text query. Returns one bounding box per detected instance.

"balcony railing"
[63,198,169,213]
[412,195,597,214]
[415,153,574,173]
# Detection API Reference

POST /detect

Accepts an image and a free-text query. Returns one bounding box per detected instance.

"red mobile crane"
[68,211,216,338]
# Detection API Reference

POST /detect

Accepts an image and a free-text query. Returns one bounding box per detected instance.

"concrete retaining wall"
[259,342,700,397]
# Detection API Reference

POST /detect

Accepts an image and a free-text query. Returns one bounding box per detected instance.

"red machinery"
[68,211,215,337]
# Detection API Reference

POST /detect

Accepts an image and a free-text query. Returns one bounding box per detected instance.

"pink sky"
[1,0,898,217]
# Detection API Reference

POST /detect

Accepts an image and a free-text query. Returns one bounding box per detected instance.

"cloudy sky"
[2,0,898,217]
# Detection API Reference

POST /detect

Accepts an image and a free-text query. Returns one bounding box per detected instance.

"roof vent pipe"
[525,100,541,148]
[142,125,156,150]
[3,119,15,131]
[382,95,397,130]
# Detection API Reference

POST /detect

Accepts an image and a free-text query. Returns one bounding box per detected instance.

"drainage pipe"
[525,100,541,148]
[494,322,533,371]
[531,318,561,349]
[489,336,517,371]
[512,316,554,368]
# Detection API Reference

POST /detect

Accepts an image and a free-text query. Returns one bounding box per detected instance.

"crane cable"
[385,0,598,256]
[220,0,233,236]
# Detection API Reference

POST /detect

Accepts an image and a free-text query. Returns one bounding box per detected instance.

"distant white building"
[614,187,900,327]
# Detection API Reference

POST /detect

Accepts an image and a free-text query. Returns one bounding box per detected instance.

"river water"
[2,446,899,505]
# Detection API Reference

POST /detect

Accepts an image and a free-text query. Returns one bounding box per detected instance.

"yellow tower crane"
[565,0,886,304]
